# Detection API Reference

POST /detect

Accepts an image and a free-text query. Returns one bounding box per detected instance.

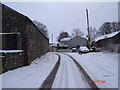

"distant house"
[59,37,71,49]
[68,36,88,48]
[49,42,58,51]
[59,36,88,49]
[93,31,120,52]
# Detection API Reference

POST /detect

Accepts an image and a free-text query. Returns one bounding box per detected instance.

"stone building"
[59,37,71,49]
[0,3,49,73]
[59,36,88,49]
[94,31,120,53]
[68,36,88,48]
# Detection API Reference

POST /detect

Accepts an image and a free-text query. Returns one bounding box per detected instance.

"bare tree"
[97,22,120,37]
[71,28,84,38]
[57,31,70,42]
[89,27,97,41]
[33,20,48,37]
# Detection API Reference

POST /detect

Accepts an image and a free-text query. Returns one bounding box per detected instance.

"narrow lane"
[39,54,60,89]
[52,53,90,88]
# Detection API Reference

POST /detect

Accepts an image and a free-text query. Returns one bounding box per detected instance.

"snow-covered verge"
[67,52,118,88]
[0,52,58,88]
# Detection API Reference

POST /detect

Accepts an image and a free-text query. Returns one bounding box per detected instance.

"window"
[0,32,21,50]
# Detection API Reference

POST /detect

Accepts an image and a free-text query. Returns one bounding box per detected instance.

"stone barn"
[68,36,88,48]
[94,31,120,53]
[0,3,49,73]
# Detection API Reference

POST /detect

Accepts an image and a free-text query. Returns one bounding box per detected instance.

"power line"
[89,2,111,16]
[60,2,111,31]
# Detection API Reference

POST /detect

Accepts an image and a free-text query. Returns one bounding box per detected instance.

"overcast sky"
[2,2,118,42]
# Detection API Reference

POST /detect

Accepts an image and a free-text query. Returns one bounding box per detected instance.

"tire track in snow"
[65,53,100,89]
[62,58,69,87]
[39,53,100,89]
[38,54,60,89]
[52,53,91,88]
[52,54,69,88]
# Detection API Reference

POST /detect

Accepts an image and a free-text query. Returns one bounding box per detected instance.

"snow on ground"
[1,52,58,88]
[68,52,118,88]
[52,53,90,88]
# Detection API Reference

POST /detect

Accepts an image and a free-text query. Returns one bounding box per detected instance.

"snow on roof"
[80,36,87,39]
[32,20,49,39]
[95,31,120,42]
[60,37,71,41]
[0,50,23,53]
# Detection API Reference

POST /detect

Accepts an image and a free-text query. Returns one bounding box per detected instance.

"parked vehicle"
[90,47,96,52]
[79,46,89,54]
[72,48,77,52]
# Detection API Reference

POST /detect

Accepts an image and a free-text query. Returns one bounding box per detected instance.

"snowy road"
[1,52,118,89]
[52,53,91,88]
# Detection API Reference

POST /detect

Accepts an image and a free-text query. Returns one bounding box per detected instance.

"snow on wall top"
[0,50,23,53]
[0,32,20,34]
[60,37,71,41]
[95,31,120,42]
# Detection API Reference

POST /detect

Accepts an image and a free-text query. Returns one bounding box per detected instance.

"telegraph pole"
[86,9,91,49]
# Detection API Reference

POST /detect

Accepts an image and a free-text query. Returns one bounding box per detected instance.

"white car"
[79,46,89,54]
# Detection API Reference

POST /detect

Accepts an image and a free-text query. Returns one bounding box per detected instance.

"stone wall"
[1,3,49,73]
[26,19,49,64]
[0,3,2,74]
[2,52,24,73]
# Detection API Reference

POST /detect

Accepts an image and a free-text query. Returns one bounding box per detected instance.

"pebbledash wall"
[0,3,49,73]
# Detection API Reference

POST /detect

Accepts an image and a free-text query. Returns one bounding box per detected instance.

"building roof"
[50,42,58,47]
[1,3,49,39]
[59,42,69,47]
[95,31,120,42]
[60,37,71,41]
[26,17,49,39]
[69,36,87,41]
